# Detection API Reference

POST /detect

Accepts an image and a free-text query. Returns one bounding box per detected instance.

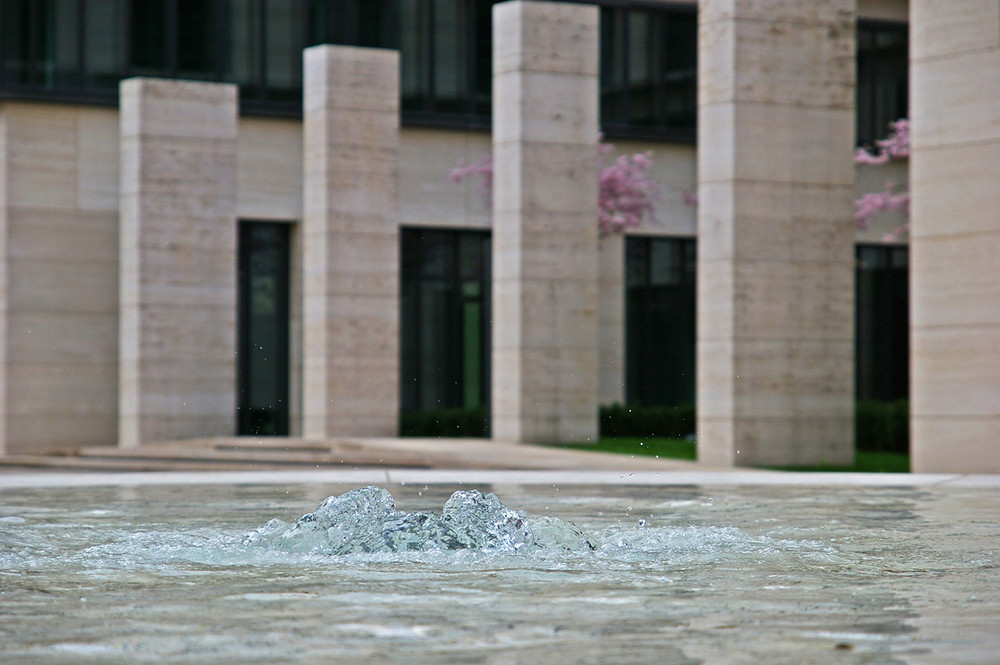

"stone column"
[492,1,600,443]
[0,109,8,456]
[119,78,238,447]
[910,1,1000,472]
[302,45,400,439]
[697,0,856,466]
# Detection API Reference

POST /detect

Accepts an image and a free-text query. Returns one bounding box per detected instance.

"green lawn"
[553,437,696,461]
[551,437,910,472]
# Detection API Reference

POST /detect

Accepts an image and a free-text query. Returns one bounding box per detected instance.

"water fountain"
[1,472,997,663]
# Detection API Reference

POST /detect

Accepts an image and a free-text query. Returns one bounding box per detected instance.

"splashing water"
[243,486,595,555]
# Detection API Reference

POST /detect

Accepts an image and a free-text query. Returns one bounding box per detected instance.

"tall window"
[625,237,696,407]
[856,244,909,402]
[400,228,491,413]
[857,20,908,147]
[238,221,292,436]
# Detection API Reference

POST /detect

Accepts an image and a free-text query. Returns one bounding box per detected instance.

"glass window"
[856,244,909,401]
[1,0,81,88]
[83,0,126,89]
[221,0,260,99]
[432,0,470,113]
[263,0,304,102]
[238,221,292,436]
[625,237,696,407]
[399,0,432,112]
[130,0,169,74]
[600,5,697,140]
[857,20,908,147]
[400,228,491,413]
[0,0,699,134]
[176,0,215,80]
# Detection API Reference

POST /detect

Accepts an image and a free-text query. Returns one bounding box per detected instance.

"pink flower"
[450,138,665,236]
[854,119,911,236]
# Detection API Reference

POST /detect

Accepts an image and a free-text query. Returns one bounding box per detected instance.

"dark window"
[600,5,697,141]
[0,0,698,137]
[397,0,495,128]
[1,0,83,89]
[400,228,491,413]
[83,0,127,90]
[625,236,696,406]
[130,0,170,74]
[857,20,908,147]
[238,221,292,436]
[856,244,909,402]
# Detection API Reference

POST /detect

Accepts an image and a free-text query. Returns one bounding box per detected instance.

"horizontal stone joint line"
[910,44,1000,64]
[912,136,1000,152]
[911,322,1000,331]
[699,16,851,29]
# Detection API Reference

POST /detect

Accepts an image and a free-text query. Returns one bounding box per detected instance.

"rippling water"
[1,481,997,664]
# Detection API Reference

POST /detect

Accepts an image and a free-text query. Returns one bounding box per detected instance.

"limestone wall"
[0,103,120,454]
[118,78,239,447]
[910,0,1000,472]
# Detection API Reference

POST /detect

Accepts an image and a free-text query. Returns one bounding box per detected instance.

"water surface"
[1,481,997,664]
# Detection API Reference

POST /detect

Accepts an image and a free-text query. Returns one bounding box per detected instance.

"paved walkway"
[0,435,714,473]
[3,437,997,488]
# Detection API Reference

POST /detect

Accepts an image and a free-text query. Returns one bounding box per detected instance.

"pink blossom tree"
[451,138,690,236]
[854,119,910,241]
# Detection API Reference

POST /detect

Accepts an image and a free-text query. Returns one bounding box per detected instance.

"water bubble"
[637,519,646,527]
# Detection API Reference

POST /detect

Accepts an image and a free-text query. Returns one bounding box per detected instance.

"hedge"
[855,399,909,454]
[399,400,909,454]
[399,407,489,437]
[599,403,696,439]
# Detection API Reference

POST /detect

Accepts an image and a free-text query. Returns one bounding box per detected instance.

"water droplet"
[637,519,646,527]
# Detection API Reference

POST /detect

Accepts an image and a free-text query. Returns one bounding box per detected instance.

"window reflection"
[400,228,491,412]
[857,20,908,146]
[0,0,699,135]
[626,237,696,407]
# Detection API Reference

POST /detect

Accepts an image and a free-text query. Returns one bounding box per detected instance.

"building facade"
[1,0,993,471]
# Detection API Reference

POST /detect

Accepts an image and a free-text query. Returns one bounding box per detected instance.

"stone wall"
[118,78,238,446]
[696,0,857,466]
[0,103,119,454]
[910,0,1000,472]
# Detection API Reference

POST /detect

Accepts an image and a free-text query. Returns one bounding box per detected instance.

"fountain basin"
[1,470,997,664]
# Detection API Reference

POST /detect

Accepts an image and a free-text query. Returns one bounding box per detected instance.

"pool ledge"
[1,469,998,489]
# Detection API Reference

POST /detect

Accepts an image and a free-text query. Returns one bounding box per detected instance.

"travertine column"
[697,0,856,466]
[492,1,600,443]
[1,104,120,455]
[119,79,238,447]
[302,45,399,438]
[910,1,1000,472]
[0,109,8,455]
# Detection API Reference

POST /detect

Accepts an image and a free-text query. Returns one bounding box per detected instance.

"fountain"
[0,472,997,663]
